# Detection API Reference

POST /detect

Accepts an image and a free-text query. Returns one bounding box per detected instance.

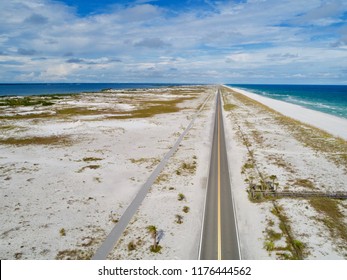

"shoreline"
[222,86,347,259]
[225,86,347,140]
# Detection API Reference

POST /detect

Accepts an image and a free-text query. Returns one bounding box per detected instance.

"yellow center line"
[217,91,222,260]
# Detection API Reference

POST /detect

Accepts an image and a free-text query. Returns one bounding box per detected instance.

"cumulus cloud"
[24,13,49,25]
[134,38,171,48]
[0,0,346,83]
[17,48,37,55]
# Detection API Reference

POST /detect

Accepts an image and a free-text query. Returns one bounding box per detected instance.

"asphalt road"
[199,89,240,260]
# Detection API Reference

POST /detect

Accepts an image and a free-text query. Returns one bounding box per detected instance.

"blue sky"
[0,0,347,84]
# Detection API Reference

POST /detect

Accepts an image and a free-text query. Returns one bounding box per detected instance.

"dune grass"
[310,198,347,248]
[0,135,72,146]
[223,87,347,169]
[0,97,54,107]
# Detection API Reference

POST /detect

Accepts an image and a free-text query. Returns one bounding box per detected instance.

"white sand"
[0,86,215,260]
[227,86,347,140]
[222,86,347,259]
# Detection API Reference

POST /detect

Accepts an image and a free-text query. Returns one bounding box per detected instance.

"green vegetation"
[0,112,53,120]
[56,249,93,260]
[150,245,162,253]
[294,179,315,189]
[154,173,169,184]
[0,125,17,130]
[267,229,282,241]
[270,204,305,259]
[56,107,102,116]
[230,89,347,168]
[130,157,160,169]
[310,198,347,247]
[147,225,161,253]
[176,160,197,176]
[107,97,195,120]
[0,97,54,107]
[264,241,275,251]
[183,206,190,213]
[0,135,72,146]
[78,165,101,173]
[59,228,66,236]
[127,241,137,251]
[223,103,237,111]
[178,193,185,201]
[83,157,102,162]
[175,214,183,224]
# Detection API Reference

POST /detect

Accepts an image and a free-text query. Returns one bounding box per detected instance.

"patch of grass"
[0,125,17,130]
[149,245,162,253]
[264,241,275,251]
[56,249,93,260]
[154,173,169,184]
[130,157,160,169]
[83,157,102,162]
[293,239,305,251]
[242,162,254,170]
[0,112,54,120]
[175,214,183,224]
[56,107,103,116]
[107,97,195,119]
[310,198,347,246]
[78,165,101,173]
[270,204,305,259]
[181,161,196,172]
[59,228,66,236]
[0,97,54,107]
[0,135,72,146]
[310,198,343,220]
[127,241,137,251]
[294,179,315,189]
[267,229,282,241]
[176,160,197,176]
[183,206,190,213]
[178,193,185,201]
[223,103,237,111]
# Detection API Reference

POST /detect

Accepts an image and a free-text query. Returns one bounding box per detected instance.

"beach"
[0,85,346,260]
[0,86,215,259]
[222,86,347,259]
[228,86,347,140]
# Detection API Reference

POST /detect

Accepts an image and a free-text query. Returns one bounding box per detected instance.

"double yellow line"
[217,92,222,260]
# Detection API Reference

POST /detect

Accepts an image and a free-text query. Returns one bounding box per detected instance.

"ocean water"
[0,83,190,97]
[228,84,347,119]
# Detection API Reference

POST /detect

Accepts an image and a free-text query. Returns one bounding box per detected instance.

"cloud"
[66,58,85,64]
[24,13,48,25]
[134,38,171,48]
[17,48,37,55]
[225,53,252,63]
[268,53,299,59]
[66,57,122,64]
[0,0,346,83]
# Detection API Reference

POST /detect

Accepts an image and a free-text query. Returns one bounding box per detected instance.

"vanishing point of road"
[199,88,241,260]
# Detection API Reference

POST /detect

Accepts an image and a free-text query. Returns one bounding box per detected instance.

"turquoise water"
[0,83,193,97]
[228,84,347,119]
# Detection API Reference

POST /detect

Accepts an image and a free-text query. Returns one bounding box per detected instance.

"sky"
[0,0,347,84]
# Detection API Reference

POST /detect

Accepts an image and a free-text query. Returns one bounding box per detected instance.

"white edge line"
[198,89,218,260]
[220,85,242,260]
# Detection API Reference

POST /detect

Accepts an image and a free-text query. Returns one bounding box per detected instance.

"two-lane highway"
[199,89,240,260]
